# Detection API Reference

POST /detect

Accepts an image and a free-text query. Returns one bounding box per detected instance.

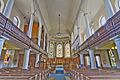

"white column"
[3,0,14,18]
[23,49,30,69]
[83,13,92,38]
[23,0,34,69]
[35,54,40,67]
[80,54,84,68]
[114,37,120,68]
[0,0,4,13]
[38,17,42,47]
[9,50,15,67]
[114,38,120,59]
[0,0,14,58]
[27,14,34,38]
[79,34,83,45]
[88,49,97,69]
[0,38,5,56]
[23,13,34,69]
[47,39,49,53]
[103,0,115,18]
[43,29,46,50]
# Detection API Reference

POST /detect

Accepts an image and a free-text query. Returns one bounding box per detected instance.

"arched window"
[13,16,21,28]
[65,43,71,57]
[0,0,4,13]
[115,0,120,12]
[71,32,74,44]
[56,44,63,57]
[99,16,106,27]
[84,34,87,41]
[91,27,94,34]
[48,43,54,58]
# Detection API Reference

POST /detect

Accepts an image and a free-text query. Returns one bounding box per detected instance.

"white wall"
[10,4,26,31]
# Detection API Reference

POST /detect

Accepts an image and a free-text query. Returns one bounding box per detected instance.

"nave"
[0,0,120,80]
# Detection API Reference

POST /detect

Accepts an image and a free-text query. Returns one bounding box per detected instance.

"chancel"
[0,0,120,80]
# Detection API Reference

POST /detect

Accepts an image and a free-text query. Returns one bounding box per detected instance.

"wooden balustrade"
[75,10,120,54]
[0,13,47,56]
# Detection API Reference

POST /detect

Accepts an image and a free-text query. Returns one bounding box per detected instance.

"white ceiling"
[14,0,104,38]
[37,0,82,37]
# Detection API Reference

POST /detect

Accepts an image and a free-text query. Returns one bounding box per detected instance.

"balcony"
[75,10,120,54]
[0,13,47,56]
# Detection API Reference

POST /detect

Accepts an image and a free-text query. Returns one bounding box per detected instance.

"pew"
[70,68,120,80]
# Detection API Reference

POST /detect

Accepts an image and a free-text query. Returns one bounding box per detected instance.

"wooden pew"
[70,69,120,80]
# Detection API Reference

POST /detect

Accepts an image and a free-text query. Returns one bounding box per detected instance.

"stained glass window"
[48,43,54,58]
[56,44,63,57]
[65,43,70,57]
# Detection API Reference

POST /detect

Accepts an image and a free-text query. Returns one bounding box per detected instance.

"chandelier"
[56,14,62,37]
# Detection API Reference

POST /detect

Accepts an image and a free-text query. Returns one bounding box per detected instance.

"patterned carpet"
[48,66,71,80]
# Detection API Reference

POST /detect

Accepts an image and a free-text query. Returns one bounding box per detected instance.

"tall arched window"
[56,44,63,57]
[84,34,87,41]
[91,27,94,34]
[13,16,21,28]
[115,0,120,12]
[99,16,106,27]
[71,32,74,44]
[65,43,70,57]
[48,43,54,58]
[0,0,4,13]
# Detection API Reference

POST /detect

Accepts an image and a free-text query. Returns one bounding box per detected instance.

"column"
[43,29,46,50]
[35,54,40,67]
[27,14,34,38]
[9,50,15,67]
[114,38,120,68]
[3,0,14,18]
[80,54,84,68]
[0,38,5,56]
[0,0,4,13]
[22,13,34,69]
[114,38,120,59]
[38,17,42,47]
[46,39,49,53]
[36,17,42,68]
[88,49,97,69]
[0,0,14,57]
[83,13,92,38]
[103,0,115,18]
[79,34,83,45]
[23,0,34,69]
[22,49,31,69]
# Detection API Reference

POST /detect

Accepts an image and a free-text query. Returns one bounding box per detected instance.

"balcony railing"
[0,13,47,56]
[75,10,120,54]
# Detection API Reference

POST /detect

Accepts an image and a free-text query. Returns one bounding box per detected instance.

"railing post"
[39,73,42,80]
[35,74,38,80]
[77,72,80,80]
[81,74,84,80]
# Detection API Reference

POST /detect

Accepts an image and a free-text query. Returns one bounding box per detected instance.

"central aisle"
[48,65,71,80]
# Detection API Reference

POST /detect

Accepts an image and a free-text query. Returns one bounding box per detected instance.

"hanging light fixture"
[56,14,62,36]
